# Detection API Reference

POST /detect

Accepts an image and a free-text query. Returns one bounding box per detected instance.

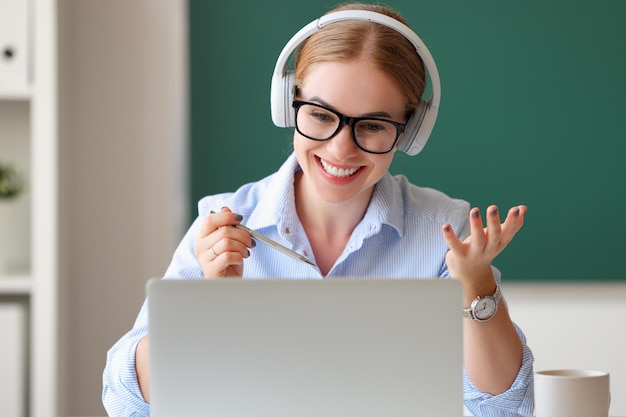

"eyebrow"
[307,95,393,119]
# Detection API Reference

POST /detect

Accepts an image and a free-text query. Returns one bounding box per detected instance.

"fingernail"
[443,225,451,232]
[246,249,250,257]
[251,238,257,248]
[514,208,520,216]
[234,214,243,221]
[472,210,480,218]
[210,210,215,214]
[490,208,498,216]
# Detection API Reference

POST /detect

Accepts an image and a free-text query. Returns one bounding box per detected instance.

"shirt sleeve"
[462,322,535,417]
[102,211,209,416]
[102,304,151,417]
[443,264,535,416]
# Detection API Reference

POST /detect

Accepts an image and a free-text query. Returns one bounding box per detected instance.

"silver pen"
[233,223,317,267]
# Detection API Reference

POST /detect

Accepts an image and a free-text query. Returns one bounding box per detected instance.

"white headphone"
[270,10,441,156]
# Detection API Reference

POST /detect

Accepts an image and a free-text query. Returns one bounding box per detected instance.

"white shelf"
[0,84,32,100]
[0,275,32,295]
[1,0,58,415]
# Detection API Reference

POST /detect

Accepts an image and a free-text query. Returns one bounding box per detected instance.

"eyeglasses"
[292,100,407,154]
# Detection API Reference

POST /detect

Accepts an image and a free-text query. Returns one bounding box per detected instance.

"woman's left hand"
[441,205,527,287]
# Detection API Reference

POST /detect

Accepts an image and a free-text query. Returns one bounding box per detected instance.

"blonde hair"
[294,3,426,113]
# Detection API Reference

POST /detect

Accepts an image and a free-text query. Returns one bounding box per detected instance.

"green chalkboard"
[188,1,626,281]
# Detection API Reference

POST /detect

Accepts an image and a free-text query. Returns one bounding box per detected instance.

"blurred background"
[56,1,188,414]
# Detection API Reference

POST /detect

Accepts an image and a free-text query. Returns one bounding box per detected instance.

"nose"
[326,123,359,160]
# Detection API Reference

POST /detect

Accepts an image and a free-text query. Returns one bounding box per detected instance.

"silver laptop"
[148,278,464,417]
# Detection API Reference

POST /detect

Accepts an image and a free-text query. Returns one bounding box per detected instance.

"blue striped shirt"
[102,153,534,416]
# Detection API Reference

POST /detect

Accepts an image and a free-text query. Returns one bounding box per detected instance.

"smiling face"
[293,59,407,209]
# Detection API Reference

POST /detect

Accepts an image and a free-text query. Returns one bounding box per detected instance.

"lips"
[319,157,360,178]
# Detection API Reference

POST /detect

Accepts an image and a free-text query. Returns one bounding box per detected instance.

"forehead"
[298,60,406,118]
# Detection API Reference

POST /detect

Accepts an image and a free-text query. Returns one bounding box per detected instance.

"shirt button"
[303,250,310,257]
[284,227,292,234]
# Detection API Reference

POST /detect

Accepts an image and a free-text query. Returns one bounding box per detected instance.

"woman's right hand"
[194,207,255,278]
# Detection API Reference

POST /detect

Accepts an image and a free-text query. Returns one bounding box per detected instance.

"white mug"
[534,369,610,417]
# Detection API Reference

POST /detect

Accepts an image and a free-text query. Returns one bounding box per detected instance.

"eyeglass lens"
[294,102,400,154]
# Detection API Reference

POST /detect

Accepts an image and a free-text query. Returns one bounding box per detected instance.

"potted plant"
[0,162,24,199]
[0,161,26,273]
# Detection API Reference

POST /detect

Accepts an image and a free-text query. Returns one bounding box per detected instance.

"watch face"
[474,297,497,321]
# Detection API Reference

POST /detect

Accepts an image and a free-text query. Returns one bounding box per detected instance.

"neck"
[294,171,372,239]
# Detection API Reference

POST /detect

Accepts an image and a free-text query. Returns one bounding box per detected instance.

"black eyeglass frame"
[292,100,407,155]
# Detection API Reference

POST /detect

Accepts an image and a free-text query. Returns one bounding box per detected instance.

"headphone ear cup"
[270,71,296,128]
[397,99,436,156]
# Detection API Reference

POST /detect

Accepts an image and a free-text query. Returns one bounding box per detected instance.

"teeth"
[320,158,359,178]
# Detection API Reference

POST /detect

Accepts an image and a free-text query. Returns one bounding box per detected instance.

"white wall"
[505,282,626,416]
[57,0,188,415]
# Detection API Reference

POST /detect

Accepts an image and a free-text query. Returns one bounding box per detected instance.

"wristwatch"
[463,284,501,322]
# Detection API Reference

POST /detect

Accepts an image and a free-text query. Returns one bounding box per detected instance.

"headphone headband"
[270,10,441,156]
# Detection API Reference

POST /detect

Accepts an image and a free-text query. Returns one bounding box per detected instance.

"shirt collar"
[363,171,405,237]
[245,153,299,233]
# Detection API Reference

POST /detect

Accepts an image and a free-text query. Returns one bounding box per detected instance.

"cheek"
[372,154,394,175]
[364,155,395,185]
[293,131,323,155]
[293,133,306,156]
[293,134,315,167]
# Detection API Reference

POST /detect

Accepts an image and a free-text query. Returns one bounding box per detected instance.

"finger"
[212,208,249,230]
[213,209,257,248]
[198,206,236,239]
[197,234,249,279]
[198,211,220,239]
[209,243,219,259]
[215,211,255,249]
[499,205,527,245]
[196,211,226,262]
[210,237,251,260]
[209,206,234,216]
[195,208,244,263]
[485,205,502,252]
[204,250,245,278]
[206,222,255,253]
[441,223,465,253]
[469,207,487,248]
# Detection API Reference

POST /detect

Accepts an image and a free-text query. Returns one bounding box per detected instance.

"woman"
[103,3,534,416]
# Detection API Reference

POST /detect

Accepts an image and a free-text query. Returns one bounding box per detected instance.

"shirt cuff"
[102,328,150,417]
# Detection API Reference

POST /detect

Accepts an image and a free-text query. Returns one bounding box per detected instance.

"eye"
[357,120,391,134]
[309,108,336,124]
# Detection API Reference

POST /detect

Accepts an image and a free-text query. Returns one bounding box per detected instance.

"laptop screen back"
[148,278,464,417]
